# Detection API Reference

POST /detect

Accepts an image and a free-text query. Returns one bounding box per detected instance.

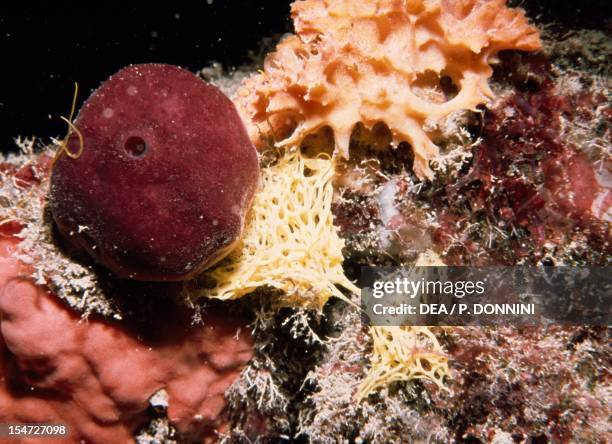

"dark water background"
[0,1,292,153]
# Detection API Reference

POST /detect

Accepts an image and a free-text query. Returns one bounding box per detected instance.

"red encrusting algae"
[0,226,253,443]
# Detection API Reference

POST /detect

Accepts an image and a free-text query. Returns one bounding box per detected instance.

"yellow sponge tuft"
[357,326,450,400]
[201,149,359,310]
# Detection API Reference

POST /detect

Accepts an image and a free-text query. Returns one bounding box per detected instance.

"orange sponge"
[236,0,541,179]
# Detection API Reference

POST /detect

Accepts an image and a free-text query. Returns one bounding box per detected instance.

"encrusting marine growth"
[3,0,589,440]
[49,63,260,281]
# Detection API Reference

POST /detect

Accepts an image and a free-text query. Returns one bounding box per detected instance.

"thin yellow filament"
[58,117,84,159]
[53,82,84,164]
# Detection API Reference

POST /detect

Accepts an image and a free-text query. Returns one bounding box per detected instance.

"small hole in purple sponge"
[124,136,148,157]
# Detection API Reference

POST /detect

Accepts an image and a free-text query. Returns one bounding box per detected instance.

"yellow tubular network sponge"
[358,252,449,398]
[201,149,359,310]
[357,326,450,400]
[236,0,541,179]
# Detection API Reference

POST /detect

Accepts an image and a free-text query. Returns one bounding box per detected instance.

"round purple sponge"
[49,64,259,281]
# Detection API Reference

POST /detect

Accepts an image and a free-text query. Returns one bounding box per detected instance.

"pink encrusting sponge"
[49,64,260,281]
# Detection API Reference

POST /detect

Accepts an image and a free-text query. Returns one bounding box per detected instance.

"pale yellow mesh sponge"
[357,326,450,400]
[200,149,359,310]
[358,251,450,399]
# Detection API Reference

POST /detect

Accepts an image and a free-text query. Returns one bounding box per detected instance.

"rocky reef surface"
[0,1,610,443]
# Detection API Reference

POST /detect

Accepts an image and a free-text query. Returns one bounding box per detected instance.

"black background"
[0,1,609,153]
[0,2,292,152]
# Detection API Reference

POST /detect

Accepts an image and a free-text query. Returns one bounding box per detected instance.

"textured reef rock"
[287,305,611,443]
[440,326,611,443]
[50,64,260,281]
[433,52,611,265]
[0,228,253,443]
[236,0,541,178]
[0,1,610,443]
